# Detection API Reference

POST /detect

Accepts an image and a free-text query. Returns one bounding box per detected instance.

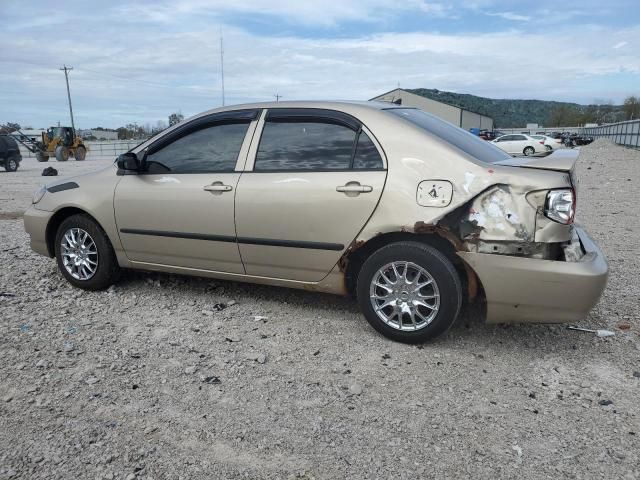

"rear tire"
[4,156,19,172]
[523,146,535,156]
[74,146,86,161]
[356,241,462,344]
[55,145,69,162]
[55,214,121,290]
[36,152,49,162]
[544,145,552,152]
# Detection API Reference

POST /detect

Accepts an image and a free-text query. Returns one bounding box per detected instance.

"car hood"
[492,148,579,173]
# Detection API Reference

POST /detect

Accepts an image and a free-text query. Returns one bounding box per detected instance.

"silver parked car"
[24,101,608,343]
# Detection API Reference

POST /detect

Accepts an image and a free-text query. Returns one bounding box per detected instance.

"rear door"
[234,108,387,282]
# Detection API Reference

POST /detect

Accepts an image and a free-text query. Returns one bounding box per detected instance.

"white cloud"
[486,11,532,21]
[115,0,456,27]
[613,41,628,49]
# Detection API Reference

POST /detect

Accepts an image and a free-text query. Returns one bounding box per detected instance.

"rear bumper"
[459,226,608,324]
[23,205,53,257]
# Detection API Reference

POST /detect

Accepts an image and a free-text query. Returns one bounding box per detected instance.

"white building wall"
[371,89,461,126]
[371,88,493,131]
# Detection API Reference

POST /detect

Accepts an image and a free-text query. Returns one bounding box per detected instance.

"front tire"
[36,152,49,162]
[55,214,120,290]
[55,145,69,161]
[523,146,535,156]
[74,146,86,161]
[356,242,462,343]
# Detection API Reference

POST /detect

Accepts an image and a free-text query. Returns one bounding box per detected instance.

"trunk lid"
[492,148,579,173]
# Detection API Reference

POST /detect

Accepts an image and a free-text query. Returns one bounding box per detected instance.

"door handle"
[336,182,373,194]
[204,182,233,193]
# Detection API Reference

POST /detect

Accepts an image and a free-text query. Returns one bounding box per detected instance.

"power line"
[60,65,75,132]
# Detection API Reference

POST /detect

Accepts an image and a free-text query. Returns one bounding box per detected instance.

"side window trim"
[234,114,262,172]
[145,109,260,157]
[349,129,362,170]
[265,108,361,131]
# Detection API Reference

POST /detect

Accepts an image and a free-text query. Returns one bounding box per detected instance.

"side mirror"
[117,152,140,173]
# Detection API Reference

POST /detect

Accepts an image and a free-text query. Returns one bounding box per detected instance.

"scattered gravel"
[1,141,639,479]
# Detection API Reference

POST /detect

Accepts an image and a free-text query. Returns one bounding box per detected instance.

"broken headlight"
[545,188,575,224]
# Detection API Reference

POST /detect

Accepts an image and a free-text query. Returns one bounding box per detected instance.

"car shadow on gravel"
[115,269,597,354]
[116,268,361,312]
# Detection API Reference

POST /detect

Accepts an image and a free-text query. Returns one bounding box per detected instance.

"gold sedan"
[24,101,608,343]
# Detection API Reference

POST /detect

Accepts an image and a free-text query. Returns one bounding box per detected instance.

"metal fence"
[582,120,640,150]
[497,126,583,135]
[18,140,144,159]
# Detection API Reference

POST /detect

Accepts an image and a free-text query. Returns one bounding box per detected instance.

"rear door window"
[255,122,355,171]
[254,109,384,171]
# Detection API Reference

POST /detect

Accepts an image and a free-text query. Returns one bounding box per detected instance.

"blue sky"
[1,0,638,128]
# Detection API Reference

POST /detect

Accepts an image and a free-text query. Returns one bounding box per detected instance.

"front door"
[114,112,258,273]
[234,109,387,282]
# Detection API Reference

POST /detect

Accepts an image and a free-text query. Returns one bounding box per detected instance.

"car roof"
[194,100,404,116]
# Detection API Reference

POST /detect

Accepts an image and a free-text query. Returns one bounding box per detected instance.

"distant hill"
[407,88,625,128]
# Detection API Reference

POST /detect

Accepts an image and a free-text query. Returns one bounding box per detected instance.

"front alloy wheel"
[55,214,120,290]
[60,227,98,280]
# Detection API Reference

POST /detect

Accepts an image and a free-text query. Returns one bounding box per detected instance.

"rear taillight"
[539,141,544,144]
[545,189,575,224]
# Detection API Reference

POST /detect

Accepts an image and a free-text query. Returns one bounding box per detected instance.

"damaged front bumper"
[24,205,53,257]
[458,226,608,324]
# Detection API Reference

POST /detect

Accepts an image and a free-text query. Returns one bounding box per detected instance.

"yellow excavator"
[1,125,87,162]
[35,126,87,162]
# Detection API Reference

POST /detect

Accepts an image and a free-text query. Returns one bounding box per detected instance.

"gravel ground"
[1,141,639,479]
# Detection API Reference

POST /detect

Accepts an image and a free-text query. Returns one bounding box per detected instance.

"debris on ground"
[567,326,615,337]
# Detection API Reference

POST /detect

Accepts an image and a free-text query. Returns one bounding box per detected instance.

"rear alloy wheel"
[55,214,120,290]
[357,242,462,343]
[55,145,70,161]
[4,156,19,172]
[523,146,535,156]
[74,145,86,161]
[545,145,552,152]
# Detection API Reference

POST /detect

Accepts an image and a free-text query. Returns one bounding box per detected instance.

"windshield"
[385,108,511,164]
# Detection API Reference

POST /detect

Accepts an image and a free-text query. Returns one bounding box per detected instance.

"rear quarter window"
[386,108,510,164]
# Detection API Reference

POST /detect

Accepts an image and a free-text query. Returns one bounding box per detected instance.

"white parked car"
[491,134,547,156]
[530,134,564,152]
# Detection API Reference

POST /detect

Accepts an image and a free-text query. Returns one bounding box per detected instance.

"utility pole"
[220,32,225,106]
[274,94,282,102]
[60,65,75,133]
